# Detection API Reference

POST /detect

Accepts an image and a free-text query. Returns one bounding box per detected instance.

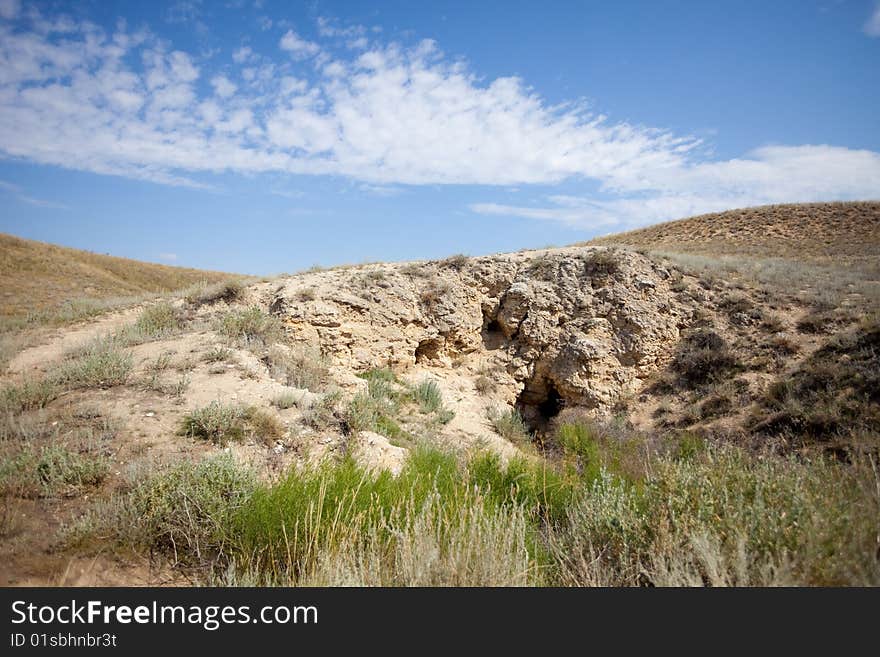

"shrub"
[346,385,407,442]
[749,320,880,445]
[549,447,880,586]
[796,309,839,334]
[411,379,443,413]
[670,329,741,387]
[53,338,133,389]
[203,347,234,363]
[82,454,256,566]
[128,302,183,340]
[1,377,60,413]
[272,390,303,410]
[218,307,281,348]
[356,368,399,384]
[266,346,330,392]
[419,282,452,310]
[0,444,108,497]
[489,408,531,445]
[303,392,341,431]
[186,280,245,308]
[475,375,495,394]
[440,254,470,271]
[249,408,286,445]
[583,249,619,277]
[179,402,250,445]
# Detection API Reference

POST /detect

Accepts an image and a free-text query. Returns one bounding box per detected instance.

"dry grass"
[588,202,880,263]
[588,202,880,311]
[0,232,233,320]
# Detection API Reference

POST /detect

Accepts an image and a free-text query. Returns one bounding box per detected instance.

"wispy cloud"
[865,3,880,36]
[0,179,69,210]
[0,8,877,229]
[359,184,404,197]
[0,0,20,21]
[158,252,178,262]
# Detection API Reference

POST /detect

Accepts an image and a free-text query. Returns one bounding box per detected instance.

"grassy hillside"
[0,233,233,319]
[588,201,880,264]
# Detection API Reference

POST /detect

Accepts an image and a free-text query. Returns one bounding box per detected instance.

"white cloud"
[471,144,880,228]
[158,252,178,262]
[232,45,253,63]
[279,29,319,60]
[211,74,236,98]
[865,3,880,36]
[0,9,877,226]
[0,0,20,20]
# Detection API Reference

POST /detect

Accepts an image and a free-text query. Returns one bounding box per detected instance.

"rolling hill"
[588,201,880,264]
[0,233,233,318]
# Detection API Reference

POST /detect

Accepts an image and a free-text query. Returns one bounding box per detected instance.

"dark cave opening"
[481,309,506,350]
[516,377,565,434]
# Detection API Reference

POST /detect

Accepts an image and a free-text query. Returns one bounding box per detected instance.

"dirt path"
[6,306,144,375]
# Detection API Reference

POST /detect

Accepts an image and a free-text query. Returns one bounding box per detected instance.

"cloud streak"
[0,8,877,228]
[865,3,880,37]
[0,178,69,209]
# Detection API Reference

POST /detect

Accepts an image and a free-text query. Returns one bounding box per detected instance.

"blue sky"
[0,0,879,275]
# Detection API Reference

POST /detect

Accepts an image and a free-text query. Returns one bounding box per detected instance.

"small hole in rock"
[415,338,443,364]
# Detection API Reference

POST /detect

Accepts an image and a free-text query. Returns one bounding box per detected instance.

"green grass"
[411,379,443,413]
[75,439,880,586]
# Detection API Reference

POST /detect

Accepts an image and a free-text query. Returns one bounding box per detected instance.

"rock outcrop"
[264,247,692,430]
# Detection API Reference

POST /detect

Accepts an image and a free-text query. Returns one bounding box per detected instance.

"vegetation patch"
[749,320,880,447]
[72,439,879,585]
[179,402,285,446]
[185,279,245,308]
[489,407,531,445]
[669,329,741,387]
[266,346,330,392]
[218,307,282,348]
[0,444,108,498]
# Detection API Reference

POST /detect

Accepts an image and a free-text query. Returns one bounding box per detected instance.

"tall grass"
[74,434,880,586]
